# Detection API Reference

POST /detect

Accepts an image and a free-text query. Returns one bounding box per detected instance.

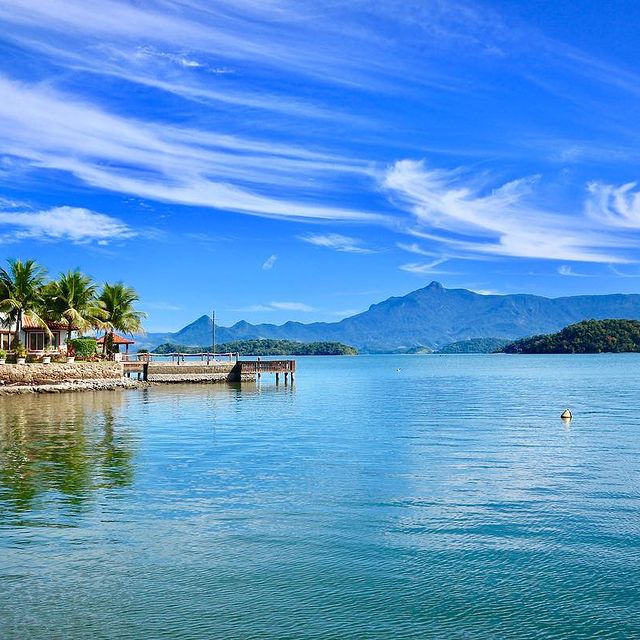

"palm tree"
[0,258,50,344]
[48,270,107,355]
[99,283,146,356]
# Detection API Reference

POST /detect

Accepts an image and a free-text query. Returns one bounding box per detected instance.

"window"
[28,332,45,351]
[0,333,10,350]
[51,332,60,349]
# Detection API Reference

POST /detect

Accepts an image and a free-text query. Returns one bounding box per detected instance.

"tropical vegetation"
[99,283,146,355]
[152,339,358,356]
[68,337,99,359]
[0,258,145,357]
[500,319,640,354]
[0,258,49,339]
[45,269,106,355]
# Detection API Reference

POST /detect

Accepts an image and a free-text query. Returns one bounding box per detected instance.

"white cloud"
[399,258,449,275]
[558,264,591,277]
[329,308,362,317]
[135,46,204,69]
[396,242,438,257]
[0,75,387,225]
[262,254,278,270]
[300,233,375,253]
[238,301,315,313]
[0,0,427,91]
[0,206,135,244]
[585,181,640,229]
[471,289,503,295]
[384,159,638,263]
[608,265,640,278]
[270,301,315,312]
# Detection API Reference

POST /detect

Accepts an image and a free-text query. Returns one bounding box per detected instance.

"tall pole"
[212,309,216,360]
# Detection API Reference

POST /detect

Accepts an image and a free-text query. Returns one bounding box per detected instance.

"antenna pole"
[212,309,216,360]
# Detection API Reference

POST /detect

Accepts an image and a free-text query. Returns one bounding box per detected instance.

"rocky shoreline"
[0,361,262,395]
[0,378,149,395]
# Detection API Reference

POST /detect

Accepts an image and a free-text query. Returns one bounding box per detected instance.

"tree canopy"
[0,258,50,336]
[500,319,640,354]
[152,339,357,356]
[0,258,144,351]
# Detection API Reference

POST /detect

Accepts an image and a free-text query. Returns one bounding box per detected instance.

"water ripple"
[1,354,640,638]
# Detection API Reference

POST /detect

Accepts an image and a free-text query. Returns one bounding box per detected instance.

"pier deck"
[123,360,149,381]
[237,359,296,384]
[123,357,296,384]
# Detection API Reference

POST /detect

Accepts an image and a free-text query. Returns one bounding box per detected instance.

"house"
[0,315,75,355]
[97,333,135,360]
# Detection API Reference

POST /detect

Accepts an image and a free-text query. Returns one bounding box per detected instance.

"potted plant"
[67,344,76,364]
[15,343,27,365]
[0,349,6,365]
[41,346,56,364]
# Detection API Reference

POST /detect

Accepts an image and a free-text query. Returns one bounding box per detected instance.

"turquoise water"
[1,354,639,639]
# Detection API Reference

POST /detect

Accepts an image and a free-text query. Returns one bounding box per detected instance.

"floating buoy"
[561,409,572,420]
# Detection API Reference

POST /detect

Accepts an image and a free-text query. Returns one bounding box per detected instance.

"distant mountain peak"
[145,285,640,352]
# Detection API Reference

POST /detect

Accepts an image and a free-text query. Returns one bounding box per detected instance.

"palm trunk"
[15,309,22,350]
[67,319,73,356]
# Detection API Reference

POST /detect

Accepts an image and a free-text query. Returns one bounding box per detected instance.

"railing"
[238,359,296,373]
[121,352,239,363]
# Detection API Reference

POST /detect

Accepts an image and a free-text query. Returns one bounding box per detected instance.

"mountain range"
[137,281,640,352]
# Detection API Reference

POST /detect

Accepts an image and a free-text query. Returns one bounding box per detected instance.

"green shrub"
[68,337,97,359]
[0,349,6,359]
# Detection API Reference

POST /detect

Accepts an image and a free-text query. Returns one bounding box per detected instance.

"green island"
[500,319,640,354]
[438,337,510,354]
[152,339,358,356]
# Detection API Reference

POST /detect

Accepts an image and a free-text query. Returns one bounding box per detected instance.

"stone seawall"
[147,362,250,383]
[0,362,123,386]
[0,361,259,394]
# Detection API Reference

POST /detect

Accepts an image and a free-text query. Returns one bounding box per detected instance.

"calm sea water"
[1,354,639,639]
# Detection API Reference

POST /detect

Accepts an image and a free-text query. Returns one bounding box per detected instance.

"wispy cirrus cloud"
[0,205,135,244]
[585,181,640,229]
[470,288,503,295]
[608,265,640,278]
[239,301,315,313]
[383,159,640,263]
[262,254,278,270]
[3,0,640,285]
[399,258,450,275]
[299,233,376,253]
[396,242,439,257]
[134,46,206,70]
[557,265,591,277]
[0,75,388,224]
[270,301,315,312]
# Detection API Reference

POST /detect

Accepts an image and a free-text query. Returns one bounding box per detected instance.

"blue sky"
[1,0,640,331]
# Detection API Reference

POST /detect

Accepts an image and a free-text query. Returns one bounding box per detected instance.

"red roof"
[97,333,135,345]
[22,316,74,331]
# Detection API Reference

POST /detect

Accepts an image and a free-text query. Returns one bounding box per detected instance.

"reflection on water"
[0,356,639,639]
[0,392,135,523]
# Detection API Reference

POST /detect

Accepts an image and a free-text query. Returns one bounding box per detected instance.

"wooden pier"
[121,356,295,384]
[237,359,296,384]
[123,360,149,381]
